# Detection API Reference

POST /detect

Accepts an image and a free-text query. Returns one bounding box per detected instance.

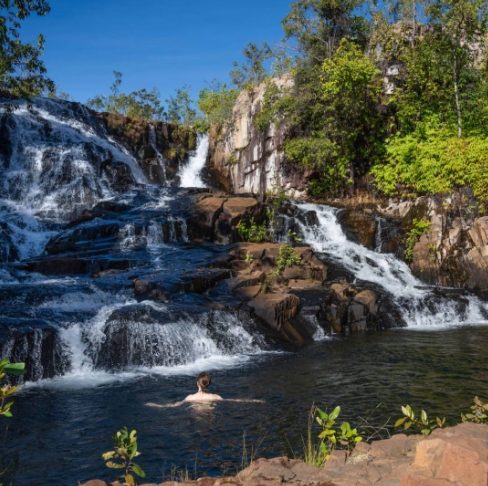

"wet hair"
[197,372,211,392]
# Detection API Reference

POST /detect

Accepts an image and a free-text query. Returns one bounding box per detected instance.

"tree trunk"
[453,50,462,138]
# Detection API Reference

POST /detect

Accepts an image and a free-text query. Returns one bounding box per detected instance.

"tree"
[285,40,384,195]
[87,71,165,121]
[165,85,197,126]
[229,42,273,90]
[196,80,238,131]
[281,0,370,64]
[0,0,54,97]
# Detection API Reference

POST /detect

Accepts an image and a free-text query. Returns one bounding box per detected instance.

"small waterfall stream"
[295,203,488,328]
[178,134,209,187]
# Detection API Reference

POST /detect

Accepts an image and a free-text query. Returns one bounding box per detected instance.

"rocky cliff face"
[207,75,311,197]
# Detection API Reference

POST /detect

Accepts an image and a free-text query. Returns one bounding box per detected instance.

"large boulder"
[247,293,300,331]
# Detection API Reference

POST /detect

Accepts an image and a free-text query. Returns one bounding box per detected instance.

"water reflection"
[3,326,488,485]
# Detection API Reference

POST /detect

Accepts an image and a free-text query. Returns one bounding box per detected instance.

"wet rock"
[134,279,167,302]
[0,222,19,262]
[181,269,232,293]
[186,195,226,241]
[0,319,69,380]
[337,208,378,249]
[247,293,300,331]
[354,290,380,317]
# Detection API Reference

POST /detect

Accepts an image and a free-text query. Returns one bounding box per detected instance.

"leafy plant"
[244,252,254,264]
[316,406,363,453]
[237,217,268,243]
[0,358,26,418]
[461,396,488,424]
[287,229,302,245]
[102,427,146,485]
[395,405,446,436]
[404,219,431,262]
[276,244,301,270]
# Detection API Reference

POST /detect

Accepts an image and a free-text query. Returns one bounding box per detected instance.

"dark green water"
[2,326,488,486]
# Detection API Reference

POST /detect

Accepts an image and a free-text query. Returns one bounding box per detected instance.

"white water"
[0,98,147,260]
[178,134,209,188]
[33,301,268,388]
[296,203,488,328]
[148,124,168,184]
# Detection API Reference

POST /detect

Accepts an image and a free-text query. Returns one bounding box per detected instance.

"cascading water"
[148,124,168,184]
[295,203,488,328]
[178,134,209,187]
[0,98,146,261]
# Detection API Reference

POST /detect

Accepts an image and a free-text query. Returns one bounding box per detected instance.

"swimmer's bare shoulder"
[183,392,223,403]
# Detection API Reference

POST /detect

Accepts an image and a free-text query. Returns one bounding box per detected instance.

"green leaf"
[132,463,146,478]
[329,406,341,421]
[421,410,428,423]
[394,417,407,427]
[125,474,135,485]
[4,362,26,376]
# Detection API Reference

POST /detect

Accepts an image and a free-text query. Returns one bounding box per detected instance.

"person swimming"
[146,372,222,409]
[145,372,262,409]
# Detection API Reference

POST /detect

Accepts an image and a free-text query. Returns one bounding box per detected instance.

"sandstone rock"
[348,302,368,331]
[247,293,300,331]
[206,75,310,198]
[232,285,261,302]
[354,290,380,317]
[330,283,357,301]
[337,209,378,249]
[186,196,226,241]
[227,271,266,291]
[222,197,259,226]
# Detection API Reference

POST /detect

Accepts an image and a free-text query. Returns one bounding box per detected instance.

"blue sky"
[20,0,292,105]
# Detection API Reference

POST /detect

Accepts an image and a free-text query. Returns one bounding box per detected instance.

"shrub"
[404,219,431,262]
[102,427,146,485]
[237,217,268,243]
[395,404,446,436]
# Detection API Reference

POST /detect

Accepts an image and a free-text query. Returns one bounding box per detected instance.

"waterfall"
[148,124,168,184]
[39,301,267,387]
[0,98,146,260]
[295,203,488,328]
[178,134,209,188]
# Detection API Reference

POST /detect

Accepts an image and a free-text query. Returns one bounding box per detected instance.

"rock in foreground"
[81,422,488,486]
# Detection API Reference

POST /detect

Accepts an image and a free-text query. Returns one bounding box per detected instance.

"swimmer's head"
[197,372,211,392]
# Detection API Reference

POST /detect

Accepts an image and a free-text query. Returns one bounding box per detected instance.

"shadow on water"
[2,326,488,485]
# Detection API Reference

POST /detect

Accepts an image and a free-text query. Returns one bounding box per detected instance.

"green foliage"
[244,252,254,264]
[404,218,431,262]
[276,244,302,270]
[87,71,164,122]
[304,405,363,467]
[230,42,273,90]
[282,0,370,64]
[461,396,488,424]
[165,85,197,127]
[0,0,54,97]
[102,427,146,485]
[237,217,268,243]
[395,405,446,436]
[373,122,488,201]
[0,358,26,418]
[197,80,238,131]
[279,40,385,197]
